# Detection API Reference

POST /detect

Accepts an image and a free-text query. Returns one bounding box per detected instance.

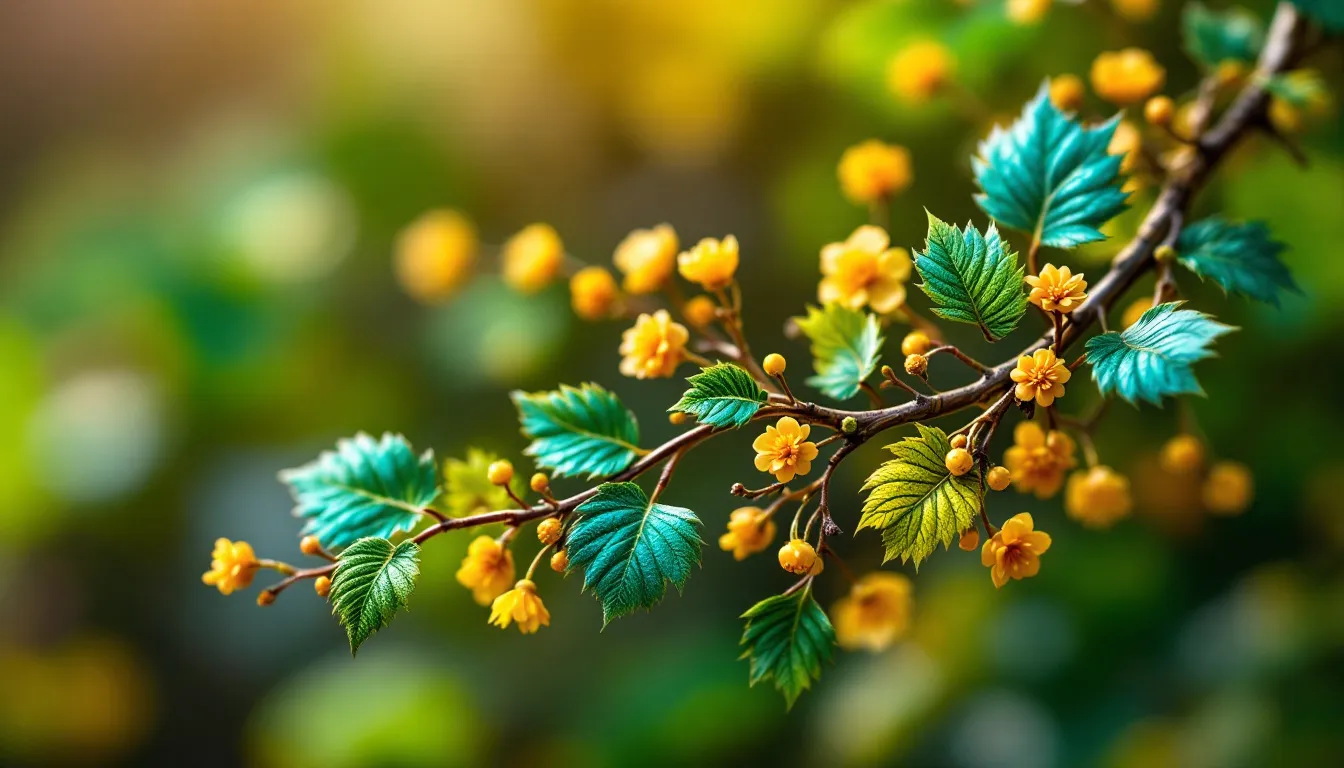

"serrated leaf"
[1176,217,1298,306]
[859,424,981,567]
[669,363,768,428]
[739,586,835,709]
[442,448,524,517]
[511,383,641,479]
[565,482,702,624]
[1291,0,1344,33]
[914,213,1029,341]
[280,432,439,549]
[974,82,1129,249]
[794,304,883,402]
[1085,302,1237,406]
[1183,2,1264,68]
[329,537,421,655]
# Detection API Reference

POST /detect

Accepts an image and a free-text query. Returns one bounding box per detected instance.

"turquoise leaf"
[669,363,769,429]
[739,586,835,709]
[1085,302,1236,406]
[1176,217,1298,306]
[1183,2,1265,68]
[1291,0,1344,32]
[511,383,641,479]
[794,304,883,402]
[914,212,1029,341]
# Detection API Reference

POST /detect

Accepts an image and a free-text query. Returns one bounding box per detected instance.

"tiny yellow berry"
[669,411,689,425]
[683,295,719,327]
[1155,244,1177,263]
[778,539,822,575]
[487,459,514,486]
[901,331,932,357]
[1216,60,1247,89]
[904,353,928,377]
[945,448,974,476]
[393,209,477,303]
[537,518,562,545]
[1049,74,1086,112]
[1144,95,1174,127]
[987,465,1012,491]
[1160,435,1205,475]
[314,575,331,598]
[569,266,620,321]
[958,528,980,551]
[763,353,787,377]
[1203,461,1253,515]
[502,223,564,294]
[300,535,323,556]
[530,473,550,493]
[887,40,954,103]
[550,549,569,572]
[257,591,276,607]
[950,434,969,450]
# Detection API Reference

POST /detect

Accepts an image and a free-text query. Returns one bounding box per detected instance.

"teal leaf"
[280,432,439,549]
[669,363,768,429]
[739,586,835,709]
[794,304,883,402]
[1291,0,1344,33]
[1085,302,1237,406]
[914,213,1029,341]
[511,383,641,479]
[1176,217,1298,306]
[329,537,421,655]
[565,482,702,624]
[859,424,981,567]
[1183,2,1264,68]
[973,82,1129,249]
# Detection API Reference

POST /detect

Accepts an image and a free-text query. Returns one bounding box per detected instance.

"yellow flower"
[1026,264,1088,313]
[488,579,550,634]
[1203,461,1253,515]
[455,535,516,606]
[719,507,777,561]
[1007,0,1051,25]
[1160,434,1205,474]
[1065,466,1133,528]
[837,140,913,206]
[832,572,913,652]
[613,224,679,294]
[1004,421,1077,498]
[981,512,1052,588]
[502,223,564,294]
[1010,348,1072,407]
[887,40,954,103]
[570,266,619,321]
[1109,120,1143,174]
[778,539,823,575]
[394,210,477,303]
[677,235,739,290]
[1111,0,1159,22]
[1049,74,1086,112]
[682,295,718,327]
[818,226,912,314]
[201,538,260,595]
[619,309,689,379]
[752,417,820,484]
[1091,48,1166,106]
[1122,297,1154,328]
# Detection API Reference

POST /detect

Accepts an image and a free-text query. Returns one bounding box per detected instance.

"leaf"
[329,537,421,655]
[914,213,1029,342]
[511,383,641,479]
[739,586,835,709]
[794,304,883,401]
[973,82,1129,249]
[280,432,439,549]
[565,482,702,624]
[1263,69,1330,110]
[1183,2,1264,68]
[1176,217,1298,306]
[1291,0,1344,33]
[669,363,768,429]
[859,424,981,567]
[441,448,523,518]
[1085,302,1237,406]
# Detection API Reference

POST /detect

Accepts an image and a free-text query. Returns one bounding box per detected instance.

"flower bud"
[550,549,569,572]
[537,518,562,546]
[487,460,514,486]
[841,416,858,434]
[256,591,276,607]
[958,528,980,551]
[669,412,689,425]
[987,465,1012,491]
[530,473,550,493]
[1144,95,1174,127]
[950,434,968,450]
[778,539,822,575]
[901,331,932,357]
[300,535,323,556]
[904,353,928,377]
[314,576,331,598]
[763,353,787,376]
[1154,244,1177,264]
[945,448,974,476]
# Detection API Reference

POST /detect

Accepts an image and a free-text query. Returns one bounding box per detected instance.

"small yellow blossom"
[981,512,1052,588]
[570,266,619,321]
[901,331,932,357]
[1122,297,1154,328]
[752,417,820,484]
[837,140,913,205]
[502,223,564,294]
[1160,434,1205,474]
[1010,348,1072,407]
[202,538,260,595]
[613,224,679,294]
[1065,466,1133,528]
[1203,461,1253,515]
[488,579,550,634]
[394,210,477,303]
[1049,74,1086,112]
[537,518,562,545]
[619,309,689,379]
[1144,95,1174,126]
[1007,0,1052,25]
[1004,421,1077,498]
[904,353,929,377]
[719,507,777,561]
[456,535,516,606]
[819,225,912,314]
[677,235,739,290]
[832,573,913,652]
[1111,0,1159,22]
[683,295,718,327]
[887,40,954,103]
[1026,264,1088,313]
[1109,120,1144,174]
[1091,48,1166,106]
[778,539,823,575]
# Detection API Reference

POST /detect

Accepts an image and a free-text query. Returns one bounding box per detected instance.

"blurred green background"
[2,0,1342,765]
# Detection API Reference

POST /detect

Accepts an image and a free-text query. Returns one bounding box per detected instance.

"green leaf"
[973,82,1129,249]
[794,304,883,402]
[1176,217,1298,306]
[739,586,835,709]
[669,363,768,429]
[329,537,421,655]
[1085,302,1237,406]
[1291,0,1344,33]
[859,424,981,567]
[1183,2,1264,68]
[441,448,523,518]
[565,482,702,624]
[280,432,439,549]
[914,213,1029,342]
[1263,69,1330,111]
[511,383,641,479]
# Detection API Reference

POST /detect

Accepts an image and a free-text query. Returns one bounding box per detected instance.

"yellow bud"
[550,549,569,572]
[763,353,787,377]
[1049,74,1086,112]
[314,576,331,598]
[945,448,974,476]
[683,295,718,327]
[257,591,276,607]
[901,331,933,357]
[1160,434,1205,474]
[958,528,980,551]
[837,140,913,205]
[950,434,969,450]
[537,518,562,545]
[530,473,550,493]
[1091,48,1166,106]
[1007,0,1051,25]
[887,40,954,103]
[987,465,1012,491]
[904,353,928,377]
[394,210,477,303]
[842,416,858,434]
[300,535,323,556]
[1216,60,1247,89]
[669,412,689,425]
[778,539,822,575]
[1144,95,1174,127]
[1203,461,1253,515]
[502,224,564,294]
[569,266,619,321]
[487,460,514,486]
